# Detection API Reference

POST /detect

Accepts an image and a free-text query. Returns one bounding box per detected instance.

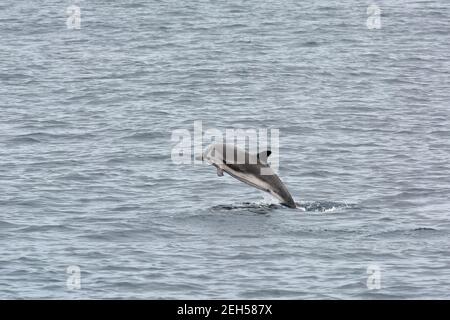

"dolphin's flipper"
[217,167,224,177]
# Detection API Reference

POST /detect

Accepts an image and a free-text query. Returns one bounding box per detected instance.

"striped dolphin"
[199,143,296,208]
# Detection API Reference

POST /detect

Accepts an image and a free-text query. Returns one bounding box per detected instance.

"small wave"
[370,227,438,237]
[19,120,70,129]
[80,224,183,241]
[121,131,164,141]
[19,224,74,233]
[57,172,93,181]
[0,220,20,229]
[302,41,320,47]
[122,3,146,8]
[413,227,437,232]
[6,132,95,144]
[317,6,337,12]
[5,136,40,144]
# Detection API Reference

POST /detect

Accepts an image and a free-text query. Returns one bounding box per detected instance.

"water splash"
[211,200,356,214]
[297,201,356,213]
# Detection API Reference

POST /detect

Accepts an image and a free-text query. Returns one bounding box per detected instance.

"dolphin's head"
[200,143,230,165]
[196,144,215,162]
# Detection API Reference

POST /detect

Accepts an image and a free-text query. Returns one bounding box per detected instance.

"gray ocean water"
[1,0,449,299]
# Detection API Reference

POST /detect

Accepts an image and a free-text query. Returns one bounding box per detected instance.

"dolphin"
[199,143,296,208]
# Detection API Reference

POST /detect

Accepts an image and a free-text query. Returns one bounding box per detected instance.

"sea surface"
[1,0,449,299]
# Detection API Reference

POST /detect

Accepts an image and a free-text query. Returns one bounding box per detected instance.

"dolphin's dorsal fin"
[257,150,272,164]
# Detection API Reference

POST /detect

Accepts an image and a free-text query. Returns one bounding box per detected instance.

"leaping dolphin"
[199,143,296,208]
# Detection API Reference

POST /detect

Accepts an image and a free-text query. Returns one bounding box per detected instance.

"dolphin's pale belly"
[217,164,292,205]
[219,165,271,193]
